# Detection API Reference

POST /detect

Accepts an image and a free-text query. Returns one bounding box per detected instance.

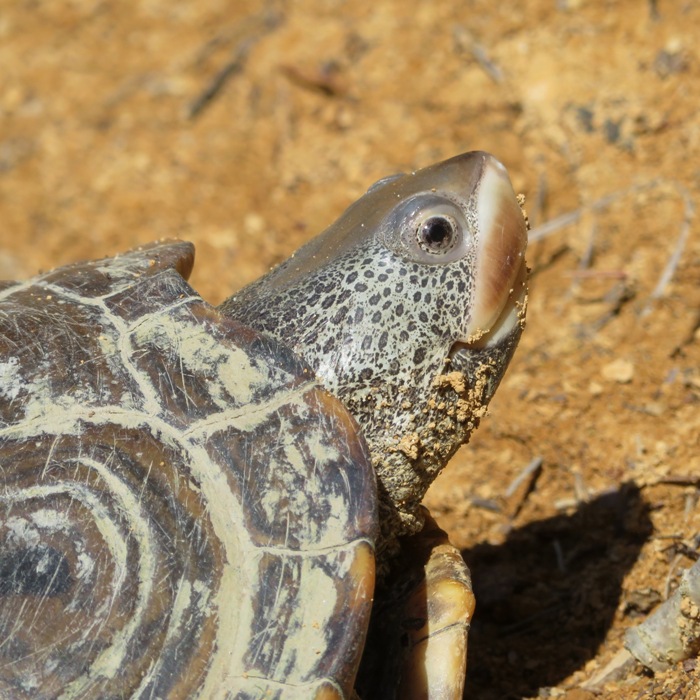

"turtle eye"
[416,215,458,254]
[379,193,473,265]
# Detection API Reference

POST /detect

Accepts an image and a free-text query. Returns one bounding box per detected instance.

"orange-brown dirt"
[1,2,699,698]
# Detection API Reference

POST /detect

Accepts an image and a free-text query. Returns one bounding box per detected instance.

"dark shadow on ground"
[462,483,652,700]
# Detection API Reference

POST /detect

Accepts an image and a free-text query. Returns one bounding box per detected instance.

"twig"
[664,553,685,600]
[655,475,700,487]
[552,539,566,574]
[583,647,638,690]
[573,471,590,503]
[468,497,502,513]
[278,61,346,97]
[186,11,282,120]
[187,39,256,120]
[624,557,700,671]
[452,25,504,83]
[529,188,623,242]
[503,456,543,499]
[502,456,543,518]
[532,172,549,229]
[578,218,597,271]
[554,484,620,512]
[585,557,700,688]
[641,182,695,315]
[529,179,696,312]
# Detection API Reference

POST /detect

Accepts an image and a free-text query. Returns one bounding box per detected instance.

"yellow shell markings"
[128,302,271,411]
[0,356,22,402]
[2,378,271,695]
[238,552,345,689]
[1,264,374,697]
[248,416,353,553]
[57,456,158,699]
[0,492,125,644]
[0,281,175,422]
[0,254,192,418]
[0,276,248,693]
[0,416,231,697]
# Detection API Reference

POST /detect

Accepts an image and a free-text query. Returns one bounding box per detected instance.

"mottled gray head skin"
[221,151,528,551]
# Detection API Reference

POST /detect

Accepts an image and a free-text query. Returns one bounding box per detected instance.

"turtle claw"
[355,508,474,699]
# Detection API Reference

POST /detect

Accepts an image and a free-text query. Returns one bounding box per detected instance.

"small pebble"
[601,359,634,383]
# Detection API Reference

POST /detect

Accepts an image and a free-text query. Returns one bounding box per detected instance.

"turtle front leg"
[355,508,474,699]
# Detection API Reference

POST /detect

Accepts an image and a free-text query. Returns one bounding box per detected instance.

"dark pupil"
[420,216,453,249]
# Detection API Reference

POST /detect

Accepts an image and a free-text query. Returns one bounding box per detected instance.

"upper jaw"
[459,153,528,349]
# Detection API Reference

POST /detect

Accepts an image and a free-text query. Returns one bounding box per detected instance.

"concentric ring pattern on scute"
[0,242,377,699]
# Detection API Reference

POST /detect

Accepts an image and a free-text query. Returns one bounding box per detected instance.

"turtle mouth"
[449,153,529,360]
[445,259,526,410]
[449,256,528,360]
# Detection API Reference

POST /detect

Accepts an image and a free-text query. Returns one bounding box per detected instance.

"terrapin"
[0,151,527,699]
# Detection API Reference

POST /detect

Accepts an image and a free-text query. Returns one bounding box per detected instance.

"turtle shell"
[0,241,377,699]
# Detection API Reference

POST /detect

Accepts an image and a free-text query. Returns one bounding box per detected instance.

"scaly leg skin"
[355,508,474,699]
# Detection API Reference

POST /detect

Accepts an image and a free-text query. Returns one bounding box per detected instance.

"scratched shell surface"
[0,241,377,699]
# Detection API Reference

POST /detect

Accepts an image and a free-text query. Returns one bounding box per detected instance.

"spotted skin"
[225,237,473,420]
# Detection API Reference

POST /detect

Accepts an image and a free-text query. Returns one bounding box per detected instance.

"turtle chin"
[368,268,527,556]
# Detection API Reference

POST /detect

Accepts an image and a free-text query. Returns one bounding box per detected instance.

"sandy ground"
[1,1,699,698]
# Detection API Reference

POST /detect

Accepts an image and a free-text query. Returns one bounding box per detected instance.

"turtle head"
[222,151,527,542]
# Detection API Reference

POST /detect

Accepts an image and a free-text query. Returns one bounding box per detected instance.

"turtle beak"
[453,154,528,353]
